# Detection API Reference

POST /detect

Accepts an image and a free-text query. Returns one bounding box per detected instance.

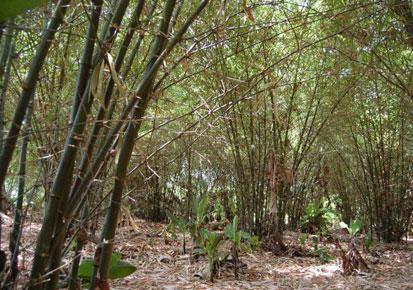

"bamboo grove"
[0,0,412,289]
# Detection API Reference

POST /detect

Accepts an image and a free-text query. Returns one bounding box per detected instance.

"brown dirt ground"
[1,216,413,289]
[111,220,413,290]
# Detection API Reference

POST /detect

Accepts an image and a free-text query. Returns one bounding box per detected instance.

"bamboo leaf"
[109,260,137,279]
[349,219,363,236]
[0,0,48,22]
[242,0,255,22]
[77,258,94,279]
[106,53,127,98]
[77,253,134,280]
[91,61,105,99]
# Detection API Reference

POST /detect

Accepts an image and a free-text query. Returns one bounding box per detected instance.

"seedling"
[188,194,210,256]
[165,210,188,253]
[195,229,223,282]
[339,219,363,237]
[224,215,250,278]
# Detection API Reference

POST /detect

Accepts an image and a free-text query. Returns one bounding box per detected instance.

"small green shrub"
[364,234,373,252]
[165,210,189,253]
[301,200,338,235]
[78,252,136,282]
[315,247,333,263]
[340,219,363,236]
[165,194,211,259]
[224,216,250,251]
[195,229,223,282]
[224,215,250,278]
[299,233,309,246]
[188,194,210,247]
[249,235,261,251]
[165,212,187,239]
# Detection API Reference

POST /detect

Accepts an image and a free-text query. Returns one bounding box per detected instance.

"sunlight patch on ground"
[275,262,340,278]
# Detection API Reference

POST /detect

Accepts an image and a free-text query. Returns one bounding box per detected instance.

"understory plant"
[166,206,256,282]
[224,215,250,278]
[77,252,136,287]
[298,234,333,263]
[363,234,373,252]
[165,194,211,259]
[339,219,363,237]
[336,219,370,274]
[248,235,261,251]
[196,229,224,282]
[165,210,188,253]
[188,194,210,254]
[300,200,338,235]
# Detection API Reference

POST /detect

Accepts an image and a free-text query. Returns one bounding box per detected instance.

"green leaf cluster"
[188,194,210,245]
[224,215,250,250]
[78,252,136,281]
[340,219,363,237]
[165,210,187,240]
[301,200,338,234]
[0,0,48,22]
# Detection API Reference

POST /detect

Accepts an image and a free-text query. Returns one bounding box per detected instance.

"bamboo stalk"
[33,1,133,288]
[9,100,33,284]
[0,18,14,252]
[93,0,178,285]
[0,0,71,194]
[70,0,104,123]
[93,0,210,286]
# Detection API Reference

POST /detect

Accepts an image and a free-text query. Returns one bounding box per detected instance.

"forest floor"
[1,215,413,289]
[109,220,413,290]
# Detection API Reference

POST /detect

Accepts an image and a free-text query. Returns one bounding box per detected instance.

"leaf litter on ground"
[1,217,412,289]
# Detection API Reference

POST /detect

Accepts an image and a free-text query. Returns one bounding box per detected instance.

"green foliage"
[299,233,308,246]
[196,229,224,281]
[109,261,137,279]
[77,252,136,281]
[212,202,225,223]
[193,194,209,225]
[323,211,339,225]
[298,234,332,263]
[311,235,319,250]
[198,229,223,259]
[224,215,250,250]
[0,0,48,22]
[165,210,187,240]
[165,197,216,256]
[349,220,363,236]
[301,200,338,234]
[315,247,333,263]
[340,219,363,236]
[188,194,210,245]
[77,259,94,279]
[249,235,261,251]
[364,234,373,252]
